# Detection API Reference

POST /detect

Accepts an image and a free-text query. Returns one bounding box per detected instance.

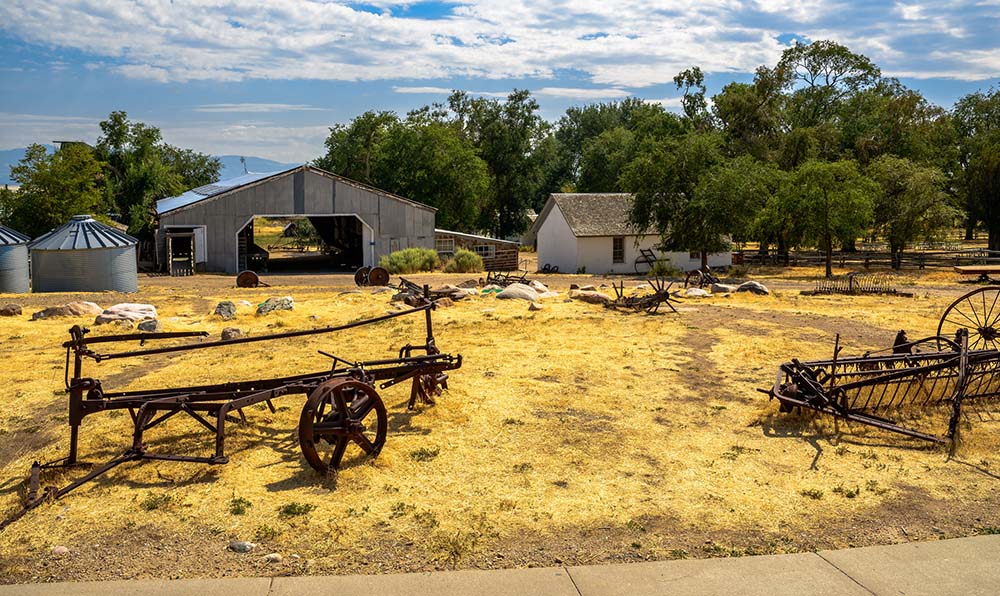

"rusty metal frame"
[606,277,678,314]
[1,288,461,530]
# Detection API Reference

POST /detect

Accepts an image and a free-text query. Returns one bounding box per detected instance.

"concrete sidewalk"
[2,534,997,596]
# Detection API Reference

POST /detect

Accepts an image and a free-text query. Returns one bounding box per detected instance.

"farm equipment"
[354,266,391,287]
[236,270,271,288]
[1,291,461,530]
[606,277,678,314]
[684,266,721,289]
[806,271,908,296]
[482,269,529,287]
[762,287,1000,444]
[633,248,660,275]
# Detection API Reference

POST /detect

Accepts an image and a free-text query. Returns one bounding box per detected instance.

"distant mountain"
[0,148,300,186]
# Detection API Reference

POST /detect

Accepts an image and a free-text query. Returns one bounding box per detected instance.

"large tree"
[954,87,1000,248]
[314,110,399,185]
[867,155,958,267]
[775,159,877,277]
[2,144,104,237]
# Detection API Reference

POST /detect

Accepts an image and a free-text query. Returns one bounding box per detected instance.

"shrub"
[444,249,484,273]
[277,502,316,517]
[229,496,252,515]
[379,248,440,274]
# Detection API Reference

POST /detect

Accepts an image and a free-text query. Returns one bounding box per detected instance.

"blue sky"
[1,0,998,163]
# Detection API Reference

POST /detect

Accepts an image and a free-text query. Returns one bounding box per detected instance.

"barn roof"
[531,193,639,238]
[155,165,436,216]
[30,215,137,250]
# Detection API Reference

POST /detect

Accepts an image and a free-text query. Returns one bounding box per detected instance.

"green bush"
[444,249,484,273]
[379,248,440,274]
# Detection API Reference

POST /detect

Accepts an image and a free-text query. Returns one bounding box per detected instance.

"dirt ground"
[1,266,999,583]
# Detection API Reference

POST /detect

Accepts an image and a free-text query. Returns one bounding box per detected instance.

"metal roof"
[0,224,30,246]
[30,215,138,250]
[155,169,293,215]
[434,229,519,245]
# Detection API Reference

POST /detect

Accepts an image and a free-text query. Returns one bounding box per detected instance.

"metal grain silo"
[29,215,138,293]
[0,224,30,293]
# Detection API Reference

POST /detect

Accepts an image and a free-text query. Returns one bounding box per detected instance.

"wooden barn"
[434,229,519,272]
[155,165,436,274]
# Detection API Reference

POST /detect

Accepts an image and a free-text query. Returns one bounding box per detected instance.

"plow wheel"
[354,266,371,286]
[938,287,1000,351]
[299,378,387,473]
[367,266,390,287]
[684,270,703,289]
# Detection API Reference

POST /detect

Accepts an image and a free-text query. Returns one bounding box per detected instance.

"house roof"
[531,193,639,238]
[155,165,436,216]
[30,215,137,250]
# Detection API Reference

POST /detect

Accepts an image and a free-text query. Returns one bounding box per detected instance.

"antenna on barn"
[240,156,248,174]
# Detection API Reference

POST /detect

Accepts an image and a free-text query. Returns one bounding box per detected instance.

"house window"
[435,237,455,254]
[474,244,496,259]
[612,236,625,264]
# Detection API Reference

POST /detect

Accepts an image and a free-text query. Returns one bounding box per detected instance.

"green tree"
[712,68,784,160]
[621,131,724,265]
[314,110,399,184]
[577,127,635,192]
[954,87,1000,248]
[3,144,105,237]
[867,155,958,267]
[673,66,714,131]
[775,159,877,277]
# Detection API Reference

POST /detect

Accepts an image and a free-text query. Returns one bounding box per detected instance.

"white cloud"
[193,103,326,113]
[0,112,101,149]
[534,87,630,99]
[392,86,456,94]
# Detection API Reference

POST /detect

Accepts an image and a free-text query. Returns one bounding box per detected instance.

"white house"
[529,193,731,274]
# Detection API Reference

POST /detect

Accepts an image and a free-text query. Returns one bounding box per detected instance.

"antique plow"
[1,290,461,530]
[762,287,1000,444]
[606,277,678,314]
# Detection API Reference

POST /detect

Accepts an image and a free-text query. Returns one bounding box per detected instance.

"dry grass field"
[1,267,998,582]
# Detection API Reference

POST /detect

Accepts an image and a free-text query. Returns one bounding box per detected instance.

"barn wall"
[158,167,435,273]
[535,205,578,273]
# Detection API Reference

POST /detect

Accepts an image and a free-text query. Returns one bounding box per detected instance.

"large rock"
[221,327,245,341]
[711,283,738,294]
[528,302,543,311]
[435,297,454,308]
[0,304,22,317]
[457,279,479,289]
[137,319,163,333]
[229,541,257,553]
[528,280,549,293]
[95,303,157,325]
[31,301,103,320]
[683,288,711,298]
[736,281,770,295]
[257,296,294,315]
[569,289,611,305]
[496,283,540,302]
[213,301,237,320]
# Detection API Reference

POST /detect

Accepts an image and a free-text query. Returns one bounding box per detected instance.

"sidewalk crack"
[564,566,585,596]
[266,576,275,596]
[816,552,876,595]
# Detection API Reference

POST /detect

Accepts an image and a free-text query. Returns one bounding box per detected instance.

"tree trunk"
[701,250,708,269]
[966,219,975,241]
[777,236,788,266]
[990,228,1000,252]
[825,235,833,278]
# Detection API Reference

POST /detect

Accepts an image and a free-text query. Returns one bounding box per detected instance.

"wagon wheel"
[354,266,371,287]
[684,270,703,289]
[298,378,387,473]
[368,266,390,287]
[937,287,1000,351]
[236,270,260,288]
[634,256,652,275]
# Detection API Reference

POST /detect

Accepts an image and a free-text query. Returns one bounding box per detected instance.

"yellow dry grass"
[0,274,998,571]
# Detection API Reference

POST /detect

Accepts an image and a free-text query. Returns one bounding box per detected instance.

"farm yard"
[0,268,999,583]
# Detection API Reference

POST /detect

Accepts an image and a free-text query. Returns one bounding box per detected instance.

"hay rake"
[763,287,1000,444]
[1,289,461,530]
[606,277,678,314]
[810,271,901,296]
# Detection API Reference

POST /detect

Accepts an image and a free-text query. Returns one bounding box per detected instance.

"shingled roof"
[532,193,640,237]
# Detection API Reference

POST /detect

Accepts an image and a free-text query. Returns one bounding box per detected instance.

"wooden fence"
[739,249,1000,270]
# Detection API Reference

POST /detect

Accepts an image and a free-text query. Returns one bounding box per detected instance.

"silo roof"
[30,215,137,250]
[0,224,30,246]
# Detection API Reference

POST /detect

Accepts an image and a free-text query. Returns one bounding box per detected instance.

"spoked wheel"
[299,378,387,473]
[368,266,390,287]
[937,287,1000,351]
[236,270,260,288]
[634,258,651,275]
[684,270,703,289]
[354,266,371,287]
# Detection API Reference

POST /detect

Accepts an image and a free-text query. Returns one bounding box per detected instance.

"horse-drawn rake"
[606,277,678,314]
[1,291,461,530]
[763,287,1000,445]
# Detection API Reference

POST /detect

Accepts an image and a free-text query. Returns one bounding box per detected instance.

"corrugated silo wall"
[158,169,435,273]
[31,246,138,293]
[0,244,30,293]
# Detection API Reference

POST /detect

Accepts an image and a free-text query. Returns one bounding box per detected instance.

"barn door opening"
[237,215,367,273]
